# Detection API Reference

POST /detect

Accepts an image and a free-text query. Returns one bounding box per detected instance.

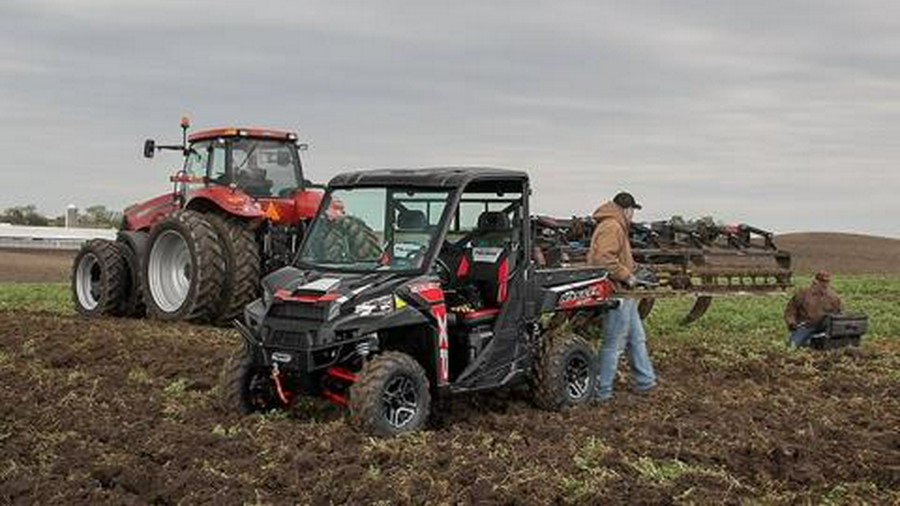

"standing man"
[588,192,657,401]
[784,271,843,347]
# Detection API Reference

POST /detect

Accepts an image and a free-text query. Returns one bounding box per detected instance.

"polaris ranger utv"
[221,168,620,436]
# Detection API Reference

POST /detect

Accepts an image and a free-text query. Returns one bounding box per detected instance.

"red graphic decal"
[430,301,449,385]
[497,258,508,303]
[456,255,470,278]
[557,279,614,310]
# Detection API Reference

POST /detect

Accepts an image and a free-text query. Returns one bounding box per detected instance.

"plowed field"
[2,301,898,504]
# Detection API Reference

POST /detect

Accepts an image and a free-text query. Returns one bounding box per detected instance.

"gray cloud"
[1,0,898,236]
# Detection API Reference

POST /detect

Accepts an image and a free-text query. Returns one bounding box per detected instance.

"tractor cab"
[180,128,307,199]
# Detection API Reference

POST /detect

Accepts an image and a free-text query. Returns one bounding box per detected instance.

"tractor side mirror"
[143,139,156,158]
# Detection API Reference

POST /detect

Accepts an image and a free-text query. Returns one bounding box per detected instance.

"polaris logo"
[271,352,293,363]
[559,285,601,305]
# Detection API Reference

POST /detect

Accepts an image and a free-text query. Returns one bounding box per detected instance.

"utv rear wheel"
[143,210,226,322]
[205,215,261,325]
[220,344,279,414]
[350,352,431,437]
[533,332,597,410]
[71,239,127,316]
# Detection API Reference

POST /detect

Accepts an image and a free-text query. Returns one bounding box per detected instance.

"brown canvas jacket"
[783,281,843,330]
[587,201,634,282]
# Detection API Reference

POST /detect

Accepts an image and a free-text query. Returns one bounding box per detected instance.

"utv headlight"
[354,294,395,317]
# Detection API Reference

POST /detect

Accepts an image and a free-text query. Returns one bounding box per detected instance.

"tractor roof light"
[180,116,190,128]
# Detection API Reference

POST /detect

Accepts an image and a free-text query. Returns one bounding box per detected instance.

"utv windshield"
[299,187,452,272]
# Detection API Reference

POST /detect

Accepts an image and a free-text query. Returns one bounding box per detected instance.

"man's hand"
[624,275,637,289]
[633,266,660,288]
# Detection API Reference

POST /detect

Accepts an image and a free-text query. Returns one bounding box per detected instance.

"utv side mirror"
[143,139,156,158]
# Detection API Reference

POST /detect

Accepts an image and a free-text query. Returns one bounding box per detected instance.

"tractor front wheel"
[143,210,225,322]
[349,352,431,437]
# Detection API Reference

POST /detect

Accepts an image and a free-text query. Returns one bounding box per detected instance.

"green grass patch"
[0,282,71,314]
[644,275,900,342]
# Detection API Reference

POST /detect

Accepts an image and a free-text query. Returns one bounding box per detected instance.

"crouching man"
[784,271,843,347]
[588,192,657,401]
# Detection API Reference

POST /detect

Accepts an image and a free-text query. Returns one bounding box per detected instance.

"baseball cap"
[613,192,642,210]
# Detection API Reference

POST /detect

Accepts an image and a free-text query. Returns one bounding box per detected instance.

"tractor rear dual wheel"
[204,214,261,325]
[143,210,226,322]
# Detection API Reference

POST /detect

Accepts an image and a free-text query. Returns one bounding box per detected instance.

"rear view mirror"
[143,139,156,158]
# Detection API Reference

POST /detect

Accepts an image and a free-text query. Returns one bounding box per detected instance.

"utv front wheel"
[533,332,597,410]
[71,239,127,316]
[349,352,431,437]
[219,344,280,414]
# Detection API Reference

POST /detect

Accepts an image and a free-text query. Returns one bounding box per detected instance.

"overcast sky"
[1,0,898,236]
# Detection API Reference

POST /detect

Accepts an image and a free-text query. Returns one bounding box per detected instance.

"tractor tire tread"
[71,239,128,316]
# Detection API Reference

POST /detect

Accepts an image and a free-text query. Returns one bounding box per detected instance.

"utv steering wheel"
[433,257,452,285]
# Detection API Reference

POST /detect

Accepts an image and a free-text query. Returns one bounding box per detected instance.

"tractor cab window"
[231,138,300,198]
[209,141,227,183]
[184,141,211,182]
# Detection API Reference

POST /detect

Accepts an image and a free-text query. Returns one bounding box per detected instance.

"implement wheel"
[350,352,431,437]
[143,210,226,322]
[71,239,127,316]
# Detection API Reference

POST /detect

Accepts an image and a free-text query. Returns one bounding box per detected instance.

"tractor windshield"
[299,187,452,272]
[231,138,301,198]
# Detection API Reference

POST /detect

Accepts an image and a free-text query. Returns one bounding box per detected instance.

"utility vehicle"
[221,168,622,435]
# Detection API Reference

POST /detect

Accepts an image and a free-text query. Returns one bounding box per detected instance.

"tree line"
[0,204,121,229]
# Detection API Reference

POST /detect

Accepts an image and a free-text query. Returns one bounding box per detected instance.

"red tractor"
[72,118,334,324]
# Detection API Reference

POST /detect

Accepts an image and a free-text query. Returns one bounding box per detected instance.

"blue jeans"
[597,299,657,400]
[788,326,814,347]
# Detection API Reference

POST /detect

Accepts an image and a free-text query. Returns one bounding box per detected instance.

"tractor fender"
[184,187,266,219]
[122,193,179,232]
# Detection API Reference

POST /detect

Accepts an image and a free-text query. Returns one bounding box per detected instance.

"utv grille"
[266,330,316,348]
[268,302,330,320]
